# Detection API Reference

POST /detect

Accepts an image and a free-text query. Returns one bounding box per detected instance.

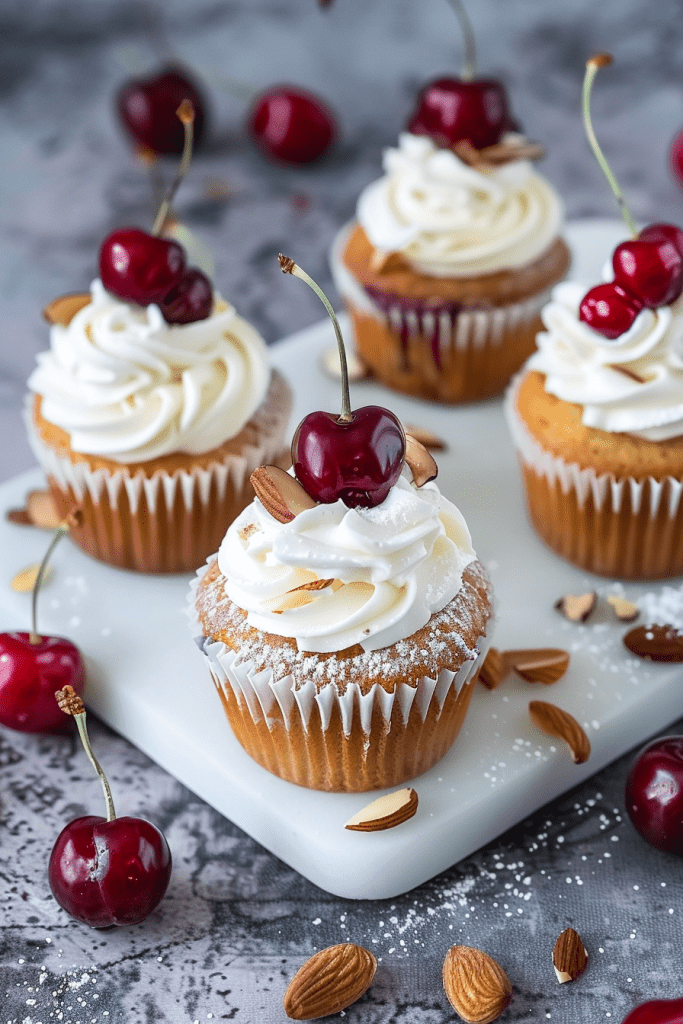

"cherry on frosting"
[99,228,186,306]
[612,234,683,309]
[158,267,213,324]
[579,282,643,340]
[117,66,207,156]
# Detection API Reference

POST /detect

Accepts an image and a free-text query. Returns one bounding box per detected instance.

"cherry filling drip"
[364,286,463,370]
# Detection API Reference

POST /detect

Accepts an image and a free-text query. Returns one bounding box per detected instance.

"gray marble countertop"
[2,1,683,1021]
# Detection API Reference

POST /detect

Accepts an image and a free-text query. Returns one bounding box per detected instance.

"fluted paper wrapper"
[330,224,554,403]
[505,376,683,579]
[26,373,292,574]
[188,567,488,792]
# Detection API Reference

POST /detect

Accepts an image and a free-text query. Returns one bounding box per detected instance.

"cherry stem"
[152,101,194,237]
[30,522,70,645]
[278,254,352,422]
[74,712,117,822]
[582,54,637,239]
[446,0,477,81]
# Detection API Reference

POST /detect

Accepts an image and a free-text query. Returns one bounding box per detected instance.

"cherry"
[248,86,336,164]
[279,254,406,509]
[157,267,213,324]
[99,227,186,306]
[117,66,206,156]
[625,735,683,854]
[670,129,683,190]
[579,281,643,339]
[48,686,172,928]
[622,998,683,1024]
[0,517,85,734]
[612,235,683,309]
[640,222,683,255]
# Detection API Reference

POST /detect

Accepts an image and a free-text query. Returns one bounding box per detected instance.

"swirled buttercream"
[356,132,564,278]
[28,279,270,462]
[217,472,476,653]
[528,281,683,441]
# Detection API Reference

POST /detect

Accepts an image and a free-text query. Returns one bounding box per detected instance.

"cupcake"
[26,103,291,574]
[506,53,683,581]
[189,257,493,792]
[330,33,569,403]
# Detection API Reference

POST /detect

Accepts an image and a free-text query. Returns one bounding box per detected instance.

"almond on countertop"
[555,591,597,623]
[477,648,507,690]
[552,927,588,984]
[345,787,418,832]
[507,648,570,686]
[284,943,377,1020]
[529,700,591,764]
[607,595,639,622]
[442,945,512,1024]
[623,624,683,662]
[6,489,61,530]
[11,563,50,593]
[250,465,317,523]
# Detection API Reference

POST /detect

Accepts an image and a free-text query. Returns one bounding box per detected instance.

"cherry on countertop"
[0,632,84,733]
[248,86,336,165]
[625,736,683,854]
[117,66,207,156]
[622,998,683,1024]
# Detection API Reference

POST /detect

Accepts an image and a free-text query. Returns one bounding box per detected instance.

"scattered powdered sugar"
[637,583,683,628]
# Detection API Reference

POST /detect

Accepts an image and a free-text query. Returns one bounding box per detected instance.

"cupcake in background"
[27,102,291,574]
[507,55,683,580]
[189,257,493,792]
[330,0,569,404]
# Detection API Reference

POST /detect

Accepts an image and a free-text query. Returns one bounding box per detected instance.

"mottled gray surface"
[2,1,683,1021]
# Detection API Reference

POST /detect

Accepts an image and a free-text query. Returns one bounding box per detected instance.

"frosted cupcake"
[189,257,493,791]
[27,102,291,573]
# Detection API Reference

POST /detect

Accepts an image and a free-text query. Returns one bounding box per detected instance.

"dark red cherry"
[670,129,683,191]
[639,222,683,258]
[247,86,336,164]
[579,281,643,339]
[99,228,186,306]
[158,267,212,324]
[407,77,518,150]
[625,735,683,854]
[622,998,683,1024]
[292,406,405,508]
[49,814,172,928]
[0,632,84,733]
[117,66,206,156]
[612,233,683,309]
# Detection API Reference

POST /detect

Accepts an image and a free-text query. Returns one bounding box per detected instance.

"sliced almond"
[507,648,570,686]
[319,346,369,383]
[42,292,90,327]
[251,466,317,523]
[405,434,438,487]
[607,595,639,622]
[11,563,51,593]
[555,591,597,623]
[27,490,61,529]
[623,624,683,662]
[529,700,591,764]
[345,787,418,832]
[289,578,336,594]
[238,522,259,543]
[442,945,512,1024]
[477,140,546,164]
[607,363,648,384]
[552,927,588,984]
[284,943,377,1020]
[6,508,33,526]
[401,424,447,451]
[477,648,508,690]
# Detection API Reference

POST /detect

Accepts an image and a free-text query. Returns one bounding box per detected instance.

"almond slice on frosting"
[42,293,90,327]
[404,434,438,487]
[250,465,317,523]
[345,787,418,832]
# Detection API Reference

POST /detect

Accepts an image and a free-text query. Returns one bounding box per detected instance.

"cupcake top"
[28,280,270,463]
[356,132,564,278]
[217,469,476,654]
[528,281,683,442]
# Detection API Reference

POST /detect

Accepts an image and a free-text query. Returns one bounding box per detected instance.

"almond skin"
[507,648,570,686]
[623,624,683,662]
[529,701,591,764]
[251,465,317,523]
[345,788,418,832]
[404,434,438,487]
[443,945,512,1024]
[552,927,588,983]
[284,943,377,1020]
[477,648,507,690]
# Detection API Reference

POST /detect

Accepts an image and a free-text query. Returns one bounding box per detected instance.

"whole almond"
[555,591,596,623]
[251,465,317,523]
[623,624,683,662]
[477,648,507,690]
[284,943,377,1020]
[529,700,591,764]
[507,648,570,686]
[345,788,418,832]
[442,945,512,1024]
[404,434,438,487]
[552,927,588,984]
[42,292,90,327]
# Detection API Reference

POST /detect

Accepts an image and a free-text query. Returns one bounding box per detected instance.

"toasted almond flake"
[607,595,639,622]
[529,700,591,764]
[404,434,438,487]
[345,788,418,832]
[11,563,51,593]
[477,648,507,690]
[284,943,376,1020]
[319,346,369,382]
[555,591,597,622]
[42,292,90,327]
[478,140,546,164]
[251,465,317,523]
[288,578,336,594]
[607,363,648,384]
[552,927,588,983]
[442,945,512,1024]
[238,522,259,542]
[507,648,570,686]
[401,424,447,451]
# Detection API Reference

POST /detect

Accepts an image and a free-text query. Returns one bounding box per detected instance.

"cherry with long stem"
[446,0,477,81]
[151,99,194,237]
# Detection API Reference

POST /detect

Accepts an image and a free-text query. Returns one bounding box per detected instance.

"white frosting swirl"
[528,281,683,441]
[356,132,564,278]
[217,472,476,654]
[28,280,271,462]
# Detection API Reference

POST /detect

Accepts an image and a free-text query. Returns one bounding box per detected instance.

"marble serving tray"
[2,218,682,901]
